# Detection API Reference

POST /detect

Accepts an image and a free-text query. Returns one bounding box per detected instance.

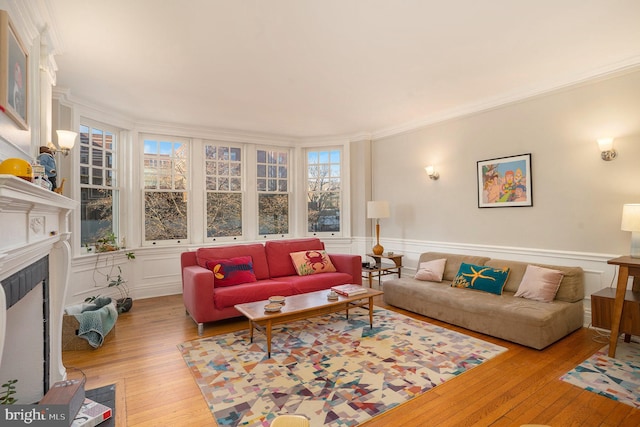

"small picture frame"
[477,153,532,208]
[0,10,28,130]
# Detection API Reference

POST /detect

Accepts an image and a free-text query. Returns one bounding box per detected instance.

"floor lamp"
[367,201,390,255]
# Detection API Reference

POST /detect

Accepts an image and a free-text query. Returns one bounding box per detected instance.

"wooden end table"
[362,253,403,287]
[234,288,383,357]
[606,256,640,357]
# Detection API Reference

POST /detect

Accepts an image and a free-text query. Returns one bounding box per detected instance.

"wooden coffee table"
[234,288,383,357]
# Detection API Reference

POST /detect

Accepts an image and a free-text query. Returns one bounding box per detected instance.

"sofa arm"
[329,254,362,285]
[182,265,215,323]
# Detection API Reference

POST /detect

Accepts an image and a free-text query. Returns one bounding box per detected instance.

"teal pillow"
[452,262,510,295]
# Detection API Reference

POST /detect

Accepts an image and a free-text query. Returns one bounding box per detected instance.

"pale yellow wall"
[371,69,640,255]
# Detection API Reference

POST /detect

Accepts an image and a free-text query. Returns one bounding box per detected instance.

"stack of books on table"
[331,284,367,296]
[71,398,112,427]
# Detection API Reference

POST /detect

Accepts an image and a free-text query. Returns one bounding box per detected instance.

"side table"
[362,253,403,288]
[606,256,640,357]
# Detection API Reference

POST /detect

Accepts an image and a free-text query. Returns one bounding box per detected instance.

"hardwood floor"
[62,294,640,426]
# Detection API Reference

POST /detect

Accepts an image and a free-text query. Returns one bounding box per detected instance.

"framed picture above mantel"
[477,153,532,208]
[0,10,28,130]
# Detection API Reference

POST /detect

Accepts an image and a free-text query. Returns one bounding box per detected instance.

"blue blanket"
[70,297,118,348]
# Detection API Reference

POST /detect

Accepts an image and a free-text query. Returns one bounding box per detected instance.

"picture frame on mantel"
[0,10,29,130]
[477,153,532,208]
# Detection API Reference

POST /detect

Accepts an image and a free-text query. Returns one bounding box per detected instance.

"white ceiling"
[47,0,640,139]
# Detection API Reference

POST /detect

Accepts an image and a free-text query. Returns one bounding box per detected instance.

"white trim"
[372,60,640,140]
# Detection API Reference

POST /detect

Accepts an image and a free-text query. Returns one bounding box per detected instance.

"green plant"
[95,231,119,252]
[107,266,129,301]
[90,244,136,312]
[1,379,18,405]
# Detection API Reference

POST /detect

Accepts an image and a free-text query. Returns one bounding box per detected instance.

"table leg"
[266,319,272,358]
[249,320,254,343]
[368,296,374,328]
[368,271,373,288]
[608,265,629,358]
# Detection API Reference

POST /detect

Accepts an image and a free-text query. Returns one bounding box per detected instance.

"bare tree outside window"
[307,150,341,233]
[143,137,189,241]
[205,143,243,239]
[257,149,289,235]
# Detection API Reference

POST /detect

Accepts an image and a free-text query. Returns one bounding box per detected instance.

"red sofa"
[180,238,362,334]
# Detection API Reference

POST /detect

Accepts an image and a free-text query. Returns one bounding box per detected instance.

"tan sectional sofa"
[382,252,585,349]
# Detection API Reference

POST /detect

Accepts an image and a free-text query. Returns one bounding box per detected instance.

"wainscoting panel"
[354,237,624,327]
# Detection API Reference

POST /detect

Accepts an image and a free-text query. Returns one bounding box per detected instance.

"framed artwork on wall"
[477,153,532,208]
[0,10,28,130]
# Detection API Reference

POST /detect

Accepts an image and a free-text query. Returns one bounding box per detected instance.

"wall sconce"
[424,165,439,180]
[597,138,616,161]
[55,130,78,156]
[621,204,640,258]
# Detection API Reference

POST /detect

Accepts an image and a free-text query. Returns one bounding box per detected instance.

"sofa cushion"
[196,244,270,280]
[514,265,564,303]
[452,262,510,295]
[414,258,447,282]
[276,272,356,294]
[485,259,584,303]
[205,256,257,287]
[418,252,491,282]
[290,250,337,276]
[213,280,296,310]
[265,238,325,278]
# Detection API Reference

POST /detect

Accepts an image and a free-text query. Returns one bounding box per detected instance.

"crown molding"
[372,57,640,140]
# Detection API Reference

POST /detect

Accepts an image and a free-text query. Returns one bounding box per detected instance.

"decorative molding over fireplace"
[0,175,78,399]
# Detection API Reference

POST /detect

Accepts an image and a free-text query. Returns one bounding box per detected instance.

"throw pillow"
[452,262,510,295]
[290,250,337,276]
[514,265,564,303]
[205,256,257,287]
[414,258,447,282]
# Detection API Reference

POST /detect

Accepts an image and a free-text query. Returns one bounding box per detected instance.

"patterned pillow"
[290,250,337,276]
[452,262,510,295]
[205,256,257,287]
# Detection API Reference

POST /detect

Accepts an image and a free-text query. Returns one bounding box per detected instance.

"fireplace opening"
[0,256,50,403]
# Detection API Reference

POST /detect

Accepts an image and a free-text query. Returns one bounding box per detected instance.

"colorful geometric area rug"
[560,340,640,409]
[178,307,507,427]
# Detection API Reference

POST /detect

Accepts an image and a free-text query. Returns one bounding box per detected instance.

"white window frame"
[141,133,190,246]
[78,119,121,254]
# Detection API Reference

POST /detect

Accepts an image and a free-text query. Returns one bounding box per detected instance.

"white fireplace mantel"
[0,175,78,393]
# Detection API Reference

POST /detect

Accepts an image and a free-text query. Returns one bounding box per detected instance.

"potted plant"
[107,264,134,313]
[91,231,136,313]
[95,231,120,252]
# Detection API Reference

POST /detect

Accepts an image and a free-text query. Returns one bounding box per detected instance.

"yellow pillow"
[289,250,337,276]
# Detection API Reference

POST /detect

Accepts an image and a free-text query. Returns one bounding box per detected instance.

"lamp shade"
[597,138,614,152]
[367,201,390,219]
[621,204,640,231]
[56,130,78,149]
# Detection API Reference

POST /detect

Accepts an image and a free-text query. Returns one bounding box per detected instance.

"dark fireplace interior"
[0,256,50,403]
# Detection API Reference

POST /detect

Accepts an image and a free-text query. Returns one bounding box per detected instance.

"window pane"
[307,192,340,232]
[144,192,188,240]
[306,149,341,233]
[257,148,290,236]
[80,188,113,246]
[259,194,289,235]
[80,122,118,246]
[206,192,242,238]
